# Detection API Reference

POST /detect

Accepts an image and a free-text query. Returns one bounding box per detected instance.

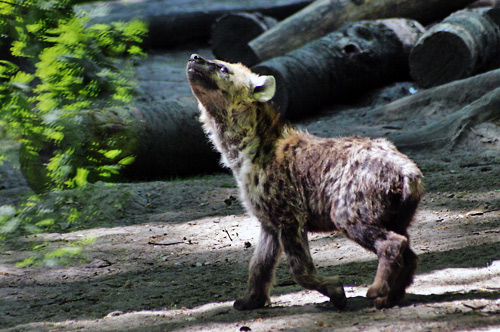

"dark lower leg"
[234,225,281,310]
[280,226,346,309]
[385,247,418,303]
[366,232,408,308]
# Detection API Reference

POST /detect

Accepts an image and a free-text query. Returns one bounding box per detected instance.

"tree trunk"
[409,8,500,88]
[252,18,424,119]
[20,98,221,193]
[77,0,313,48]
[468,0,500,8]
[244,0,477,66]
[367,68,500,150]
[389,87,500,150]
[211,13,278,65]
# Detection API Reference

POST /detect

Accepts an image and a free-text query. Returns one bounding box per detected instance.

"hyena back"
[186,54,423,310]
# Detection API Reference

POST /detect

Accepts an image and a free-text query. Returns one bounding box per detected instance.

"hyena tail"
[395,175,423,233]
[402,175,424,203]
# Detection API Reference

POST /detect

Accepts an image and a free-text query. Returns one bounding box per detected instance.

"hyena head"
[186,54,276,114]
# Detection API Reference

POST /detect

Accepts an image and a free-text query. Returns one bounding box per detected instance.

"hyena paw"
[373,289,406,309]
[233,295,268,311]
[373,295,401,309]
[366,281,390,299]
[325,277,347,310]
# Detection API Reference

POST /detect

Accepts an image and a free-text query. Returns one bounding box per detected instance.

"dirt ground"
[1,46,500,332]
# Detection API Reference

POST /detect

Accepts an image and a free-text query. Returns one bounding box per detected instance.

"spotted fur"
[186,54,423,310]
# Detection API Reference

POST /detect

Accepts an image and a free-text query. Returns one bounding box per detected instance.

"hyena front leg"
[234,224,282,310]
[279,224,347,310]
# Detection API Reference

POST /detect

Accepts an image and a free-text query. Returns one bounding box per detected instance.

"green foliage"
[0,0,147,265]
[0,180,140,266]
[15,237,96,267]
[0,205,19,236]
[1,0,147,190]
[34,17,146,113]
[1,0,75,59]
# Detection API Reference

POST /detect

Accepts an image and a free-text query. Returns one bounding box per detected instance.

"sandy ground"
[1,46,500,332]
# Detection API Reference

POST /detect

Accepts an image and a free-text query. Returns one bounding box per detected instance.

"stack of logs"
[20,0,500,192]
[212,0,500,116]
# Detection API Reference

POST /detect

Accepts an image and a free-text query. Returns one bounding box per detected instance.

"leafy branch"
[0,0,148,264]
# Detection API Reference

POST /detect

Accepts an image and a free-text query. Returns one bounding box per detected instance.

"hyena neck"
[201,100,284,170]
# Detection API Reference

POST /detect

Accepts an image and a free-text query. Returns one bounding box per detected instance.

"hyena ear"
[252,75,276,102]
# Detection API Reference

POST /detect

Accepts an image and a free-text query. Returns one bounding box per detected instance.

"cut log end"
[380,19,426,55]
[409,9,500,88]
[211,12,277,65]
[409,31,475,88]
[252,64,290,116]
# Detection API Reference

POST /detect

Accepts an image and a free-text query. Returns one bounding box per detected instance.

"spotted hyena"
[186,54,423,310]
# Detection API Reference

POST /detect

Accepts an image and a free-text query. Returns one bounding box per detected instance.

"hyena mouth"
[187,54,218,91]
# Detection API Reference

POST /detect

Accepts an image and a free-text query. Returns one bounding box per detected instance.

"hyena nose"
[190,54,204,63]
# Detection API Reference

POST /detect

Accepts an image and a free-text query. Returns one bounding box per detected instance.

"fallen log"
[252,18,424,119]
[243,0,476,65]
[389,87,500,150]
[409,8,500,88]
[20,98,221,193]
[211,13,278,65]
[468,0,500,8]
[367,68,500,150]
[76,0,313,48]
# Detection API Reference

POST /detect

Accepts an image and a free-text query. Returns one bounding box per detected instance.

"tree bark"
[252,18,424,119]
[468,0,500,8]
[409,8,500,88]
[76,0,312,49]
[211,13,278,65]
[20,98,221,193]
[244,0,477,65]
[367,68,500,150]
[389,87,500,150]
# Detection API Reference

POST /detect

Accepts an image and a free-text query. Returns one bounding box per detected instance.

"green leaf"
[0,217,20,234]
[0,205,16,219]
[102,149,121,159]
[45,247,82,258]
[118,155,135,166]
[16,256,36,268]
[45,129,64,142]
[35,218,55,227]
[11,71,34,84]
[74,167,89,186]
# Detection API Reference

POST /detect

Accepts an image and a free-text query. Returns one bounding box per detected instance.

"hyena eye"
[220,66,230,74]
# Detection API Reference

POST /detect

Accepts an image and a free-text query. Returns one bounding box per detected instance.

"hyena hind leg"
[373,246,418,309]
[366,231,411,308]
[234,225,282,311]
[280,225,347,310]
[369,196,420,309]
